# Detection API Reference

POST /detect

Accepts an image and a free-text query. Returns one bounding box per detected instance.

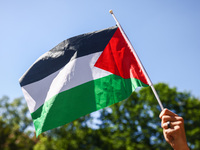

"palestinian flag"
[19,26,149,136]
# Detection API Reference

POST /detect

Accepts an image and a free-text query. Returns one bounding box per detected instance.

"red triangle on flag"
[94,28,148,85]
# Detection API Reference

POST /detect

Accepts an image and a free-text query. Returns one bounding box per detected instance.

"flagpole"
[109,10,164,111]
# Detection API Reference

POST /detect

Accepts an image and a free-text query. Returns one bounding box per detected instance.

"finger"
[163,129,174,143]
[162,115,183,124]
[162,120,183,129]
[159,108,178,119]
[161,116,176,125]
[164,125,182,140]
[162,121,171,129]
[164,128,175,137]
[161,116,184,129]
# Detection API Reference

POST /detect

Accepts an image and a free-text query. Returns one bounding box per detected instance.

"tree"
[0,96,36,150]
[1,83,200,149]
[95,83,200,149]
[33,83,200,150]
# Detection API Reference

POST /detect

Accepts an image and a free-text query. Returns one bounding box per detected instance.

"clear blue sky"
[1,0,200,102]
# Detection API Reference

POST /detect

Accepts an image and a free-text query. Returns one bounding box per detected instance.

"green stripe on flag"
[31,74,148,136]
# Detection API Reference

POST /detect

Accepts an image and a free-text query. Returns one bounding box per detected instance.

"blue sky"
[1,0,200,103]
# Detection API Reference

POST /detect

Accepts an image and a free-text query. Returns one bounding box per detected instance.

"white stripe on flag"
[22,52,112,113]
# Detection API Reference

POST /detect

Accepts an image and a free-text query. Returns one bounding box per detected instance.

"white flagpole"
[109,10,164,111]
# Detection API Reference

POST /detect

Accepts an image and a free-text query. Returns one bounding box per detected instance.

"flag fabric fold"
[19,26,149,136]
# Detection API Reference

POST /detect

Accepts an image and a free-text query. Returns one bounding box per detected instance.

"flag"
[19,26,149,136]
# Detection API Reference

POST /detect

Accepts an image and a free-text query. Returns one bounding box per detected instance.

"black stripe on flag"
[19,26,118,86]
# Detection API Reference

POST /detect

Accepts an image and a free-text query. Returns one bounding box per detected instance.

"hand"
[159,109,189,150]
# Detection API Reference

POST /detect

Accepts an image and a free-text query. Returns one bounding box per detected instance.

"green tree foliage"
[95,83,200,150]
[0,96,36,150]
[0,83,200,149]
